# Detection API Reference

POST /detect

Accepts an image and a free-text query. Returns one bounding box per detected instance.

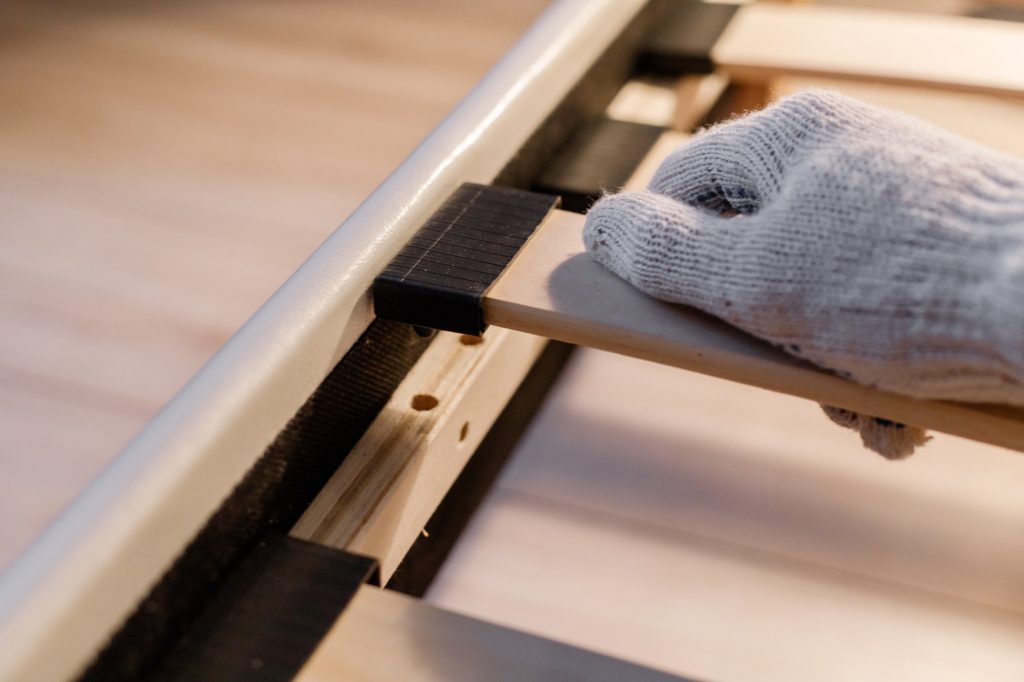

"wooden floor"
[0,0,549,570]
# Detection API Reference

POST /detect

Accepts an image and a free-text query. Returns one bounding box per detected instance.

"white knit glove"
[583,91,1024,459]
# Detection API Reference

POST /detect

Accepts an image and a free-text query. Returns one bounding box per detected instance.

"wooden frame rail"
[291,329,546,583]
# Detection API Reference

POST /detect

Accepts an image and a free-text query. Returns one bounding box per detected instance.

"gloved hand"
[583,90,1024,459]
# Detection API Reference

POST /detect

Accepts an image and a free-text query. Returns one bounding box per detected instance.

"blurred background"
[3,1,1024,680]
[0,0,548,568]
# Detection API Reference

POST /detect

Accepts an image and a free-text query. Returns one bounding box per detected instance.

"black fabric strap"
[641,0,740,74]
[150,536,376,682]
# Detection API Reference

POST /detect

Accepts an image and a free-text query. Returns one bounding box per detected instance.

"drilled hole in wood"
[459,422,470,442]
[411,394,439,411]
[459,335,484,346]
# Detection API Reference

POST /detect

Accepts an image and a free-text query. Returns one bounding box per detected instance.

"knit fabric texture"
[583,90,1024,459]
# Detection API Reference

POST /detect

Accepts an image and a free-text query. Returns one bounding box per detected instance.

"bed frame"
[2,1,1022,679]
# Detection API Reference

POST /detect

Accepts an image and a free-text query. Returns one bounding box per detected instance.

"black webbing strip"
[373,183,559,336]
[75,2,668,676]
[533,117,665,213]
[640,0,739,74]
[149,536,375,682]
[81,320,432,681]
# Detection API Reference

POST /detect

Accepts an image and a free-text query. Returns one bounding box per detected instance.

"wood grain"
[492,350,1024,615]
[291,329,546,582]
[715,3,1024,98]
[296,585,689,682]
[429,480,1024,682]
[484,208,1024,451]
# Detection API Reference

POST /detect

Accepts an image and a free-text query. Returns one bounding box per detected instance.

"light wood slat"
[493,349,1024,615]
[483,208,1024,451]
[295,585,689,682]
[291,329,546,582]
[605,74,727,132]
[428,485,1024,682]
[713,4,1024,98]
[606,77,679,127]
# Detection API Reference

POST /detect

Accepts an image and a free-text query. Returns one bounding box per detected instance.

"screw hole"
[459,422,470,442]
[459,335,484,346]
[411,394,439,411]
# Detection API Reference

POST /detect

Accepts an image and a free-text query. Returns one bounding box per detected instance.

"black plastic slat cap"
[373,183,560,336]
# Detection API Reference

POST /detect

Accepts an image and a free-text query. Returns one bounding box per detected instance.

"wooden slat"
[606,74,727,132]
[713,4,1024,98]
[295,585,690,682]
[483,207,1024,452]
[492,349,1024,615]
[428,483,1024,682]
[291,329,546,582]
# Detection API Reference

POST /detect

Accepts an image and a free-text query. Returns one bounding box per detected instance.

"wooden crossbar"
[714,4,1024,98]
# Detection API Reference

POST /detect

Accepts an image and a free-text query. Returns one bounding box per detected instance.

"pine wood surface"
[715,3,1024,98]
[291,328,547,582]
[427,349,1024,682]
[0,0,549,571]
[297,585,689,682]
